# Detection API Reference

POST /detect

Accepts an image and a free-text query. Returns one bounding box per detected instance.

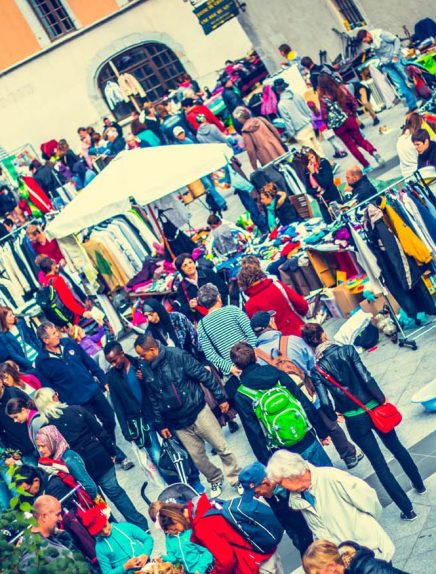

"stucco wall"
[236,0,435,70]
[0,0,251,154]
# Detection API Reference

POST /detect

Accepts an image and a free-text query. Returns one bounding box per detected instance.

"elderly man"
[135,332,241,499]
[357,29,417,112]
[266,450,395,561]
[197,283,257,377]
[345,166,378,204]
[239,461,313,556]
[233,106,286,169]
[105,126,126,155]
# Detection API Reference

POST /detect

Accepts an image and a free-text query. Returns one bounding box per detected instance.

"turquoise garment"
[95,523,153,574]
[163,529,213,574]
[265,202,276,231]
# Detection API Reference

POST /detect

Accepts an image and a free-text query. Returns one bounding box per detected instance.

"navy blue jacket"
[0,319,41,372]
[35,338,107,405]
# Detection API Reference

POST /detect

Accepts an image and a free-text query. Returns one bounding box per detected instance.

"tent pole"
[147,204,176,261]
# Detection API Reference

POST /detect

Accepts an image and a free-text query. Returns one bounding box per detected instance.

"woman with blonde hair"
[34,387,149,530]
[302,539,407,574]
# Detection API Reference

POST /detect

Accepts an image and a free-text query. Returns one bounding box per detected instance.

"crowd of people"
[0,241,426,573]
[0,21,435,574]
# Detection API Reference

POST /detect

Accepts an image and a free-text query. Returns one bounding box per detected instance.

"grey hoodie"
[196,123,229,145]
[277,89,312,137]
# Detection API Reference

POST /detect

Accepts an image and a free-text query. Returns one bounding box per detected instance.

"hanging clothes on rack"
[397,191,436,259]
[118,73,146,99]
[377,196,432,265]
[348,225,383,293]
[104,81,126,108]
[365,203,435,319]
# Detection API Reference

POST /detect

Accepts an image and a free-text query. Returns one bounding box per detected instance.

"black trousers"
[319,410,356,462]
[346,412,424,513]
[82,390,126,462]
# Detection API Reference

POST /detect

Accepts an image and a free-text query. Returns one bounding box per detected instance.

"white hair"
[266,450,309,482]
[33,388,68,424]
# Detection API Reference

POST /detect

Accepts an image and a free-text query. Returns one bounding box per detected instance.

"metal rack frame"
[340,173,436,351]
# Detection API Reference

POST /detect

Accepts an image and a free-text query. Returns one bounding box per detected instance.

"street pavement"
[110,100,436,573]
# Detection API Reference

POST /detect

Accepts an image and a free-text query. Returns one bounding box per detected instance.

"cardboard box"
[321,296,344,318]
[359,293,400,316]
[332,284,364,318]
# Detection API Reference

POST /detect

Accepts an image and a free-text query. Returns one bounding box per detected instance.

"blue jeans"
[382,61,417,110]
[98,466,148,530]
[62,449,98,499]
[301,438,333,467]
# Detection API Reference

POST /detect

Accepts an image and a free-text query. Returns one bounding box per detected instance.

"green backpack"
[238,382,309,447]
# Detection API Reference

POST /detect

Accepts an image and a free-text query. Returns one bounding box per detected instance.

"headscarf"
[36,425,69,461]
[142,298,180,348]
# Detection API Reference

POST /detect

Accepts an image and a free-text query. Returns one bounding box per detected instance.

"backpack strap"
[237,384,261,401]
[278,335,289,357]
[254,347,274,365]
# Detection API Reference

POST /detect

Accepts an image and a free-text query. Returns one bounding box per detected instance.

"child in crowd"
[67,324,105,358]
[307,101,347,159]
[86,511,154,574]
[150,502,214,574]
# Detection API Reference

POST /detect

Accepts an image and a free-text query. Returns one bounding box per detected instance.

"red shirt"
[32,238,64,263]
[44,273,86,323]
[186,105,226,133]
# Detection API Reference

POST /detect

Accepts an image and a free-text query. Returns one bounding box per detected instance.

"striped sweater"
[198,305,257,375]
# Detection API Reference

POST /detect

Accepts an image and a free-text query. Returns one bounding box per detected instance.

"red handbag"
[315,365,402,433]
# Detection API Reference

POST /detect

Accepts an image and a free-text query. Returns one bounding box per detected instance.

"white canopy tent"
[47,143,232,239]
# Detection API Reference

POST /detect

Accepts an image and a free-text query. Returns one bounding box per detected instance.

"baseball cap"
[239,462,267,494]
[250,310,275,334]
[173,126,185,137]
[272,78,289,91]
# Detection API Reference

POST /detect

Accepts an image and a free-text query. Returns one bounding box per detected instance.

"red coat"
[189,494,273,574]
[186,105,226,133]
[244,277,308,336]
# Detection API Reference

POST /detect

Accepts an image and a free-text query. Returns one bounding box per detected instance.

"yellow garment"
[381,199,432,264]
[422,120,436,140]
[287,51,298,61]
[83,237,130,291]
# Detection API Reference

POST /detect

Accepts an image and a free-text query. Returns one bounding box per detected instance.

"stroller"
[140,438,197,506]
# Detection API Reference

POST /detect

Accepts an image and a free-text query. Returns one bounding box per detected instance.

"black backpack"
[35,280,74,327]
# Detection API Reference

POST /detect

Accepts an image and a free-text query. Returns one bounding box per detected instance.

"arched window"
[97,42,186,121]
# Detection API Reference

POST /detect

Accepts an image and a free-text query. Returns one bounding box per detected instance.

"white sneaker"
[210,480,223,499]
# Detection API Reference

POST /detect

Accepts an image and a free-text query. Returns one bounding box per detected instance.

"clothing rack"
[0,217,39,245]
[339,173,436,350]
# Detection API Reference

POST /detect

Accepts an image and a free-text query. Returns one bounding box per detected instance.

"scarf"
[36,425,69,460]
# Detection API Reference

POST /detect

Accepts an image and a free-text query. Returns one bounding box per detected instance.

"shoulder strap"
[254,347,274,365]
[274,281,296,313]
[314,364,370,413]
[279,335,289,357]
[237,384,261,400]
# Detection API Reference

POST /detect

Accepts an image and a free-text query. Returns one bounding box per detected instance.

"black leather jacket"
[141,344,226,431]
[347,546,407,574]
[310,344,385,419]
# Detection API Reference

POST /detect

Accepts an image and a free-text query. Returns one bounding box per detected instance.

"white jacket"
[288,464,395,561]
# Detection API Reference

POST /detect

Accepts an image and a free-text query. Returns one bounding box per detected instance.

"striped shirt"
[198,305,257,375]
